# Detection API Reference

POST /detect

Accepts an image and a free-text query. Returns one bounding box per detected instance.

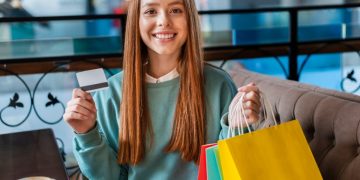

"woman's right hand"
[63,88,97,134]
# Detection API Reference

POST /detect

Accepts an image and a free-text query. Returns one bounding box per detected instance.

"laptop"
[0,128,68,179]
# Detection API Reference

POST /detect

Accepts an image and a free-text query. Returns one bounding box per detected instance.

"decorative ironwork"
[0,60,114,128]
[340,68,360,93]
[297,42,360,93]
[0,68,32,127]
[297,44,331,80]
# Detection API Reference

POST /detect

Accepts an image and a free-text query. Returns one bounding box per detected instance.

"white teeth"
[155,34,175,39]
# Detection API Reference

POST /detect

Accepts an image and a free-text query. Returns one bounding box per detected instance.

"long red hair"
[119,0,205,165]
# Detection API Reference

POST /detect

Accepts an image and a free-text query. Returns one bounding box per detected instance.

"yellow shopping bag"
[218,120,322,180]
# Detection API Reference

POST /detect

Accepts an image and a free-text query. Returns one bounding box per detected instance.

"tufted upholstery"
[233,69,360,180]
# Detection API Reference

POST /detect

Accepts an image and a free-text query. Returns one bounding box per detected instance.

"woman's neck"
[147,51,179,79]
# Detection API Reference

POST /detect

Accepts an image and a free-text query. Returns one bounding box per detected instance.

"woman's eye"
[170,8,183,14]
[144,9,156,15]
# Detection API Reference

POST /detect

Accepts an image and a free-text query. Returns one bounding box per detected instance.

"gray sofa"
[233,68,360,180]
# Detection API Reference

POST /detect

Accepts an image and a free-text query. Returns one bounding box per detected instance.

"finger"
[67,99,97,114]
[243,91,261,107]
[244,109,259,124]
[67,98,97,113]
[63,111,90,122]
[72,88,93,101]
[239,84,259,94]
[65,104,95,119]
[230,91,244,110]
[243,100,260,114]
[239,86,260,103]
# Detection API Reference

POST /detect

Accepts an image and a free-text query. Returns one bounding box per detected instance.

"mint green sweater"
[73,64,237,180]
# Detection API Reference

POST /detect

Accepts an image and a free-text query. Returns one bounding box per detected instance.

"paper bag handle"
[228,92,252,138]
[259,92,278,128]
[227,90,278,138]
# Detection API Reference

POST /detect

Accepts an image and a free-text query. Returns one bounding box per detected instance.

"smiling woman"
[118,0,208,165]
[63,0,262,179]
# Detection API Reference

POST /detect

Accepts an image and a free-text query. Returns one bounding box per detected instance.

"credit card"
[76,68,109,92]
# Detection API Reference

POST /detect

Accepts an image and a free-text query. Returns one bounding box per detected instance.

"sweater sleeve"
[218,76,238,140]
[72,88,128,180]
[218,77,253,140]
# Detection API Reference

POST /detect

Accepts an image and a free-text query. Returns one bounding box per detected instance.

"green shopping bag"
[206,145,223,180]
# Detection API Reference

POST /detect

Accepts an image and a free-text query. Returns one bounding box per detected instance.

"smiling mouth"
[152,33,177,40]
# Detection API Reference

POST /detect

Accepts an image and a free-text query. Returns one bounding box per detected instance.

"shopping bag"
[218,92,322,180]
[206,145,222,180]
[218,120,322,180]
[198,143,217,180]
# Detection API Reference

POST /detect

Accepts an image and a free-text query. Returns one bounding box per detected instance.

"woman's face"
[139,0,188,57]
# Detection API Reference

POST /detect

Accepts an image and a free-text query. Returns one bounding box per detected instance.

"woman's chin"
[152,49,179,56]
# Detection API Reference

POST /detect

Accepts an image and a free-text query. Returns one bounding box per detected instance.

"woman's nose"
[157,12,170,27]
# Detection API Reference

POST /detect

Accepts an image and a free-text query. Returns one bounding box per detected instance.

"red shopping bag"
[198,143,217,180]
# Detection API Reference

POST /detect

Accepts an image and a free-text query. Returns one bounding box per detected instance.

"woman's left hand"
[237,82,261,124]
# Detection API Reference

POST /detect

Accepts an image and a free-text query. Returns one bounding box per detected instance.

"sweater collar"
[145,67,179,83]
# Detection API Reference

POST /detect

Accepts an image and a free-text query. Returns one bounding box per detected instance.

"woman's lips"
[152,33,177,40]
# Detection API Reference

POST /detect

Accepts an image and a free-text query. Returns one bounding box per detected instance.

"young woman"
[63,0,261,179]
